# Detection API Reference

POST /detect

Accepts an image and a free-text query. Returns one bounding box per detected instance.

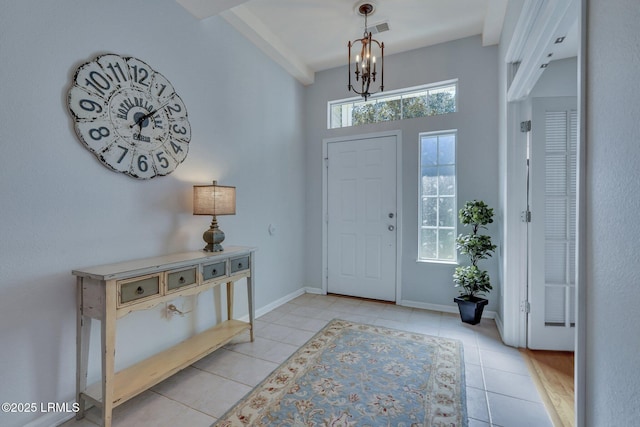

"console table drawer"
[166,267,197,292]
[118,275,160,305]
[203,261,226,281]
[230,256,250,274]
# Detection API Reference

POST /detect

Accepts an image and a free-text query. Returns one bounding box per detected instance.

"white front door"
[528,97,577,350]
[326,134,398,301]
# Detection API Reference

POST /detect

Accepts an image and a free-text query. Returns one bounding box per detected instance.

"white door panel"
[327,135,397,301]
[528,97,577,350]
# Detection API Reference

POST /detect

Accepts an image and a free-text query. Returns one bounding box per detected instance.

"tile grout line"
[147,389,218,422]
[475,329,495,427]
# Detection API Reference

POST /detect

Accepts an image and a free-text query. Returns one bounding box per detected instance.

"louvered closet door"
[528,97,577,351]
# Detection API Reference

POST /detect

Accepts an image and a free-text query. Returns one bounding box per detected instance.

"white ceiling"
[177,0,510,85]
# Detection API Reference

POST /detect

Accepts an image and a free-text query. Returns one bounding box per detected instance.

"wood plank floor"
[520,349,575,427]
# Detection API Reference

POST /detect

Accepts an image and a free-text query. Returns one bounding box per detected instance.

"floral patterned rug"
[214,319,467,427]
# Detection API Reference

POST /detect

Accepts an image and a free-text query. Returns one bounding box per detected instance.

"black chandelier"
[348,3,384,100]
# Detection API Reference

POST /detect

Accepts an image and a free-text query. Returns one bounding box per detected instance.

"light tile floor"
[61,293,552,427]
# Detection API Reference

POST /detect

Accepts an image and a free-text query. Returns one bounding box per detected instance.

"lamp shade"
[193,182,236,216]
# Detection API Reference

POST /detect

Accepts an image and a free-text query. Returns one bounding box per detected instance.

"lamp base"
[203,216,225,252]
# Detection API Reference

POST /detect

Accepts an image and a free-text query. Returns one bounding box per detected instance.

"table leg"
[226,281,234,320]
[247,275,255,342]
[76,278,91,420]
[101,283,117,427]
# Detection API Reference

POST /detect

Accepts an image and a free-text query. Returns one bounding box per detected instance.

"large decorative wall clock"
[67,53,190,179]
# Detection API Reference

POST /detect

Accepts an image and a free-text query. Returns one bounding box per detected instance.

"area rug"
[214,319,467,427]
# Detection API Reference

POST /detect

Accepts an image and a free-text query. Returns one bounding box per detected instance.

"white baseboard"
[254,288,305,319]
[398,299,497,319]
[25,403,76,427]
[494,311,505,341]
[239,287,316,322]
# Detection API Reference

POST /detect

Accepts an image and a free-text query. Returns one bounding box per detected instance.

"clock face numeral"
[97,54,131,89]
[137,154,150,173]
[126,57,154,91]
[165,94,190,142]
[68,53,190,179]
[75,120,118,154]
[167,139,189,163]
[164,94,188,121]
[130,150,158,179]
[153,150,179,176]
[151,72,176,104]
[89,126,111,141]
[100,141,134,174]
[68,85,109,121]
[74,61,118,100]
[169,119,191,142]
[156,151,169,169]
[166,102,182,117]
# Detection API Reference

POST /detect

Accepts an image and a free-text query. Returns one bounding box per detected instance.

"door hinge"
[521,210,532,222]
[520,120,532,132]
[521,300,530,313]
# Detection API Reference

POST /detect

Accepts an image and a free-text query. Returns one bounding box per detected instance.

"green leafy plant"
[454,200,496,299]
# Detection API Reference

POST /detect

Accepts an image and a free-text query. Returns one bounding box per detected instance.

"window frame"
[328,79,458,129]
[417,130,458,264]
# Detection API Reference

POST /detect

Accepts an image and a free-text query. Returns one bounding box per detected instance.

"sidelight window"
[418,131,457,262]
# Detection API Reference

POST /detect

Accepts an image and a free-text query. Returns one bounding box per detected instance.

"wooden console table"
[72,246,256,427]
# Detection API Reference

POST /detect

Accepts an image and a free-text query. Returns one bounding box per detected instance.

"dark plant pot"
[454,296,489,325]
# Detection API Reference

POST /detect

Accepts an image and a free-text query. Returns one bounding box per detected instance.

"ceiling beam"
[483,0,509,46]
[176,0,314,85]
[506,0,579,101]
[221,5,315,85]
[176,0,251,20]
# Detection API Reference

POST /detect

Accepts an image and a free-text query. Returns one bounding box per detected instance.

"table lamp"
[193,181,236,252]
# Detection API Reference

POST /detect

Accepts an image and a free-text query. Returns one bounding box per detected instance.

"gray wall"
[585,0,640,424]
[0,1,306,426]
[304,36,500,311]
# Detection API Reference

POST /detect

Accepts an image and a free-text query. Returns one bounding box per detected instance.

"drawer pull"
[237,263,243,268]
[179,276,185,284]
[136,286,144,295]
[212,269,217,274]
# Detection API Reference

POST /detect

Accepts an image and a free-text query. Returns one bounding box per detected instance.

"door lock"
[388,225,395,231]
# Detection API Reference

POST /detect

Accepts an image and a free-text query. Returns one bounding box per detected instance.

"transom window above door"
[328,80,457,129]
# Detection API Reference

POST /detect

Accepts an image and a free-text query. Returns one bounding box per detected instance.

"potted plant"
[453,200,496,325]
